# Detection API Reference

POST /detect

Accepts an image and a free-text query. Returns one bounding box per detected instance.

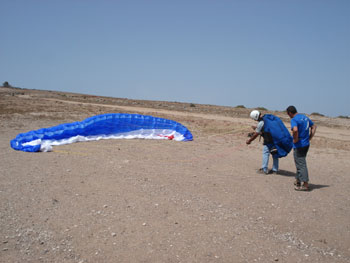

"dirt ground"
[1,87,349,263]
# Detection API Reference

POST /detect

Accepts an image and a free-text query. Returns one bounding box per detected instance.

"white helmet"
[250,110,260,121]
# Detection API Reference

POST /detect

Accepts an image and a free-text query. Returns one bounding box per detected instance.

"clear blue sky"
[1,0,349,117]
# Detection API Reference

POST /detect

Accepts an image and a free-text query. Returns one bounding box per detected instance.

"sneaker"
[257,168,268,175]
[269,170,278,175]
[294,184,310,191]
[294,180,301,187]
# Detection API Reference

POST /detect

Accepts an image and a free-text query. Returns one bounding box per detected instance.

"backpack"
[262,114,293,158]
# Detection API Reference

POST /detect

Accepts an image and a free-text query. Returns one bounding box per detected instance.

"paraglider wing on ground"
[10,113,193,152]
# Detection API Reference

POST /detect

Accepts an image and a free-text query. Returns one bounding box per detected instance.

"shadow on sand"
[277,170,330,191]
[308,184,330,191]
[277,169,295,177]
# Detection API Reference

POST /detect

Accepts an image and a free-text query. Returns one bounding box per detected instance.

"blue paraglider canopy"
[10,113,193,152]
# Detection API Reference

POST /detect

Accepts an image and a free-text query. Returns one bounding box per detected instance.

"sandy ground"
[1,87,350,263]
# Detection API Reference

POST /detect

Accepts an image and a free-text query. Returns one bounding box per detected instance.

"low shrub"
[235,105,246,108]
[311,112,325,117]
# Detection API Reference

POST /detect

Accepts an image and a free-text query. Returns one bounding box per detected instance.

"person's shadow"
[277,169,295,177]
[277,170,330,191]
[307,184,329,191]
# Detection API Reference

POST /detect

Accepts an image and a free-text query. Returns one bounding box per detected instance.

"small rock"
[111,232,117,237]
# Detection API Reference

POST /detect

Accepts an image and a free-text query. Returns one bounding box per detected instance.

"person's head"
[250,110,261,121]
[286,105,297,118]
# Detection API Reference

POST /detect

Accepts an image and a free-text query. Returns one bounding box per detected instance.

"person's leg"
[262,145,270,173]
[293,148,301,183]
[294,146,310,188]
[297,146,309,183]
[272,155,279,172]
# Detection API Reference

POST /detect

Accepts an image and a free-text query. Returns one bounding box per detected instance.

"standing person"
[246,110,279,175]
[286,106,317,191]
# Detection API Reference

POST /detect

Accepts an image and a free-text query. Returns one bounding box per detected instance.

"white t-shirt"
[255,120,264,133]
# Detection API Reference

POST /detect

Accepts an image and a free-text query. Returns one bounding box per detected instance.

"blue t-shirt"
[290,114,314,148]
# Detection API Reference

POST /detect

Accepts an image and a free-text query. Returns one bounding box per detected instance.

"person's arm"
[310,124,317,140]
[246,132,260,145]
[247,120,263,144]
[292,126,299,144]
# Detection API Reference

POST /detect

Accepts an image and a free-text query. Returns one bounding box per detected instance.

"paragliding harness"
[260,114,293,158]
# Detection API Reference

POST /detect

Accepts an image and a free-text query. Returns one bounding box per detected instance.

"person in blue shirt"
[286,106,317,191]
